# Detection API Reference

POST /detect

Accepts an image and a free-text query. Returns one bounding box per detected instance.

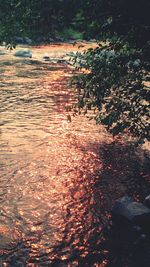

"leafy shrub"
[59,27,83,40]
[72,40,150,144]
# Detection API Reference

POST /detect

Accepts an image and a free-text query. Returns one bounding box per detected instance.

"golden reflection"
[0,42,115,266]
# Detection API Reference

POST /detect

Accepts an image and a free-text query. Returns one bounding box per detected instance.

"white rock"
[14,49,32,58]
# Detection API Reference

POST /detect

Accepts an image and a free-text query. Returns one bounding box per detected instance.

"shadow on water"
[17,140,149,267]
[56,141,149,267]
[49,141,150,267]
[0,139,150,267]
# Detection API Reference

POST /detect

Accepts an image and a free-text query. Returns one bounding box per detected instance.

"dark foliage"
[0,0,82,42]
[72,40,149,143]
[72,0,150,144]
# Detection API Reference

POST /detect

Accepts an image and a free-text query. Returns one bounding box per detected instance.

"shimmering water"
[1,43,146,267]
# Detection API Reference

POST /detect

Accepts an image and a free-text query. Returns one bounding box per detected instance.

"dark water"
[0,45,114,267]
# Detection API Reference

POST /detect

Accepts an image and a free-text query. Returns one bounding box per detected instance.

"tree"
[73,0,150,144]
[81,0,150,44]
[0,0,82,43]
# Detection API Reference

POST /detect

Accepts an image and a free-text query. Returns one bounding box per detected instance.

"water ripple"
[0,44,114,267]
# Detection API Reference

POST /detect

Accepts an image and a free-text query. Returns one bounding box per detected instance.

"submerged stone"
[112,196,150,227]
[14,49,32,58]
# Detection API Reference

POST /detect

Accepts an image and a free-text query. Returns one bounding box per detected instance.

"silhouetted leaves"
[73,40,150,144]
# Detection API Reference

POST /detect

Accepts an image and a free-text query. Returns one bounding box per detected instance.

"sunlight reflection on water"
[0,43,113,267]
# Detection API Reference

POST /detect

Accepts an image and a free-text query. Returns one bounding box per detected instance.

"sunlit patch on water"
[1,43,149,266]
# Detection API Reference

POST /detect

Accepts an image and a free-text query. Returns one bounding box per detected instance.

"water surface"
[0,43,113,267]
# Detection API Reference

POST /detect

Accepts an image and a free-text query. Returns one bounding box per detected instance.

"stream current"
[0,43,112,267]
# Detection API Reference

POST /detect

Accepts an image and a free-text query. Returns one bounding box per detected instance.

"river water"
[1,43,145,267]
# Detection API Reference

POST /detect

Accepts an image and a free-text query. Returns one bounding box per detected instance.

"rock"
[68,40,77,45]
[112,196,150,228]
[145,195,150,208]
[57,59,68,64]
[14,49,32,58]
[55,36,64,42]
[14,37,25,44]
[41,37,48,43]
[43,55,50,61]
[14,36,32,44]
[48,37,55,43]
[36,37,43,43]
[23,37,32,45]
[133,59,141,68]
[0,50,6,55]
[89,39,97,42]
